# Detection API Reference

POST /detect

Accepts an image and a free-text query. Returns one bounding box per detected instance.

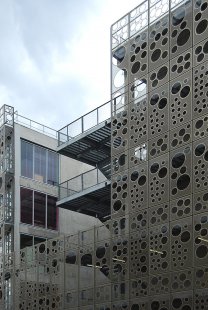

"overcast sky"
[0,0,141,129]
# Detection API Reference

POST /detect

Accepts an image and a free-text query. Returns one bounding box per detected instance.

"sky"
[0,0,142,130]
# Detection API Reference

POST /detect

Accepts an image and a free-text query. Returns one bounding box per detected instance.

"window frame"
[20,187,58,230]
[21,139,59,186]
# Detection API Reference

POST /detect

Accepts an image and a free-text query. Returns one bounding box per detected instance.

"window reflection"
[21,140,58,186]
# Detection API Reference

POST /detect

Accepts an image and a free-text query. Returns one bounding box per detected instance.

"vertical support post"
[81,116,84,134]
[97,106,99,125]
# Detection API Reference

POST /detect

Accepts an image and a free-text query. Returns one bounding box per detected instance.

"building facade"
[1,0,208,309]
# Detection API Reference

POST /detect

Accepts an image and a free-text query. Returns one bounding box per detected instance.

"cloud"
[0,0,142,130]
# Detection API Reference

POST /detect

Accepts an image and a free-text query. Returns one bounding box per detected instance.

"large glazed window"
[34,191,46,228]
[20,187,58,230]
[21,140,58,186]
[34,145,46,183]
[21,141,33,178]
[20,188,33,225]
[47,151,58,185]
[47,195,57,230]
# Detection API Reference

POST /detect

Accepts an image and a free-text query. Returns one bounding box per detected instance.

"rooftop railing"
[14,112,58,139]
[59,167,108,201]
[57,100,111,146]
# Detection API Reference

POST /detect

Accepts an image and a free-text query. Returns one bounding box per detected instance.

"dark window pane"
[20,234,33,249]
[21,141,33,178]
[34,192,46,228]
[34,146,46,183]
[47,195,57,230]
[47,151,58,186]
[20,188,33,225]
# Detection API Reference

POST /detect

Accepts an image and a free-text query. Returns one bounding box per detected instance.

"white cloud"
[0,0,143,129]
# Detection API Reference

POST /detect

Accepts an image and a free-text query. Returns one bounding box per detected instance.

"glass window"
[20,187,58,230]
[34,192,46,228]
[20,188,33,225]
[47,151,58,186]
[21,140,58,186]
[34,145,46,183]
[21,141,33,178]
[47,195,57,230]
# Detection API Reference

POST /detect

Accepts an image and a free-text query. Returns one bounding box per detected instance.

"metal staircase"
[57,101,111,220]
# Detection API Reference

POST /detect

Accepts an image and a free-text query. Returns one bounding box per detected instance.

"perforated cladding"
[3,1,208,309]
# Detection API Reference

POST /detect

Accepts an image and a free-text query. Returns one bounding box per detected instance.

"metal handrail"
[14,112,58,139]
[57,100,111,146]
[59,167,108,200]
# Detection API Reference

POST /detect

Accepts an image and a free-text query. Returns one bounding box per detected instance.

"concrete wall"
[59,208,101,236]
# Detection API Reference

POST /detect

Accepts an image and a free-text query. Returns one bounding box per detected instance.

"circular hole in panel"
[131,62,141,74]
[195,144,205,156]
[172,46,178,53]
[180,85,190,98]
[131,171,139,181]
[172,224,181,236]
[135,46,140,54]
[196,19,208,34]
[39,244,45,254]
[155,33,161,41]
[162,37,168,45]
[172,8,185,26]
[184,62,191,69]
[203,41,208,53]
[177,29,190,47]
[195,12,202,21]
[113,200,122,211]
[157,66,168,80]
[158,167,167,178]
[177,174,190,190]
[172,65,177,72]
[118,154,126,166]
[150,94,159,105]
[138,175,146,186]
[204,150,208,161]
[197,53,204,62]
[184,53,190,61]
[162,51,168,58]
[196,244,208,258]
[150,163,159,173]
[172,153,185,168]
[196,45,202,54]
[151,49,161,62]
[195,119,204,129]
[150,42,156,50]
[172,82,181,94]
[172,298,182,308]
[181,231,190,242]
[131,55,136,62]
[162,28,168,36]
[201,2,208,10]
[177,66,183,73]
[179,128,185,136]
[178,56,183,63]
[158,98,167,109]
